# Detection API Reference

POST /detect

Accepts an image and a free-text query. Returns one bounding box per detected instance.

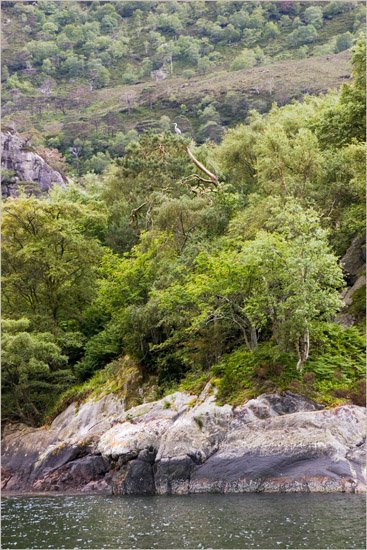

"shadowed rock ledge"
[2,389,365,495]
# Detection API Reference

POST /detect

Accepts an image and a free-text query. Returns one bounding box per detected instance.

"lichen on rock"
[2,389,366,495]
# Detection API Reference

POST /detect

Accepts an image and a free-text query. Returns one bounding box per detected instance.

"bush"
[230,48,256,71]
[183,69,196,80]
[263,22,280,39]
[305,323,365,382]
[211,322,365,406]
[1,319,75,426]
[84,151,111,174]
[288,24,318,47]
[335,32,354,53]
[323,2,355,19]
[213,343,297,405]
[313,39,337,56]
[74,322,124,380]
[304,6,324,29]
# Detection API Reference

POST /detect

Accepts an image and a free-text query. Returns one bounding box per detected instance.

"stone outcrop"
[337,235,366,327]
[1,130,65,198]
[341,235,366,287]
[2,389,365,495]
[50,393,125,444]
[188,406,366,494]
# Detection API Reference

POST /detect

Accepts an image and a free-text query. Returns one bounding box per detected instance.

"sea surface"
[1,493,365,549]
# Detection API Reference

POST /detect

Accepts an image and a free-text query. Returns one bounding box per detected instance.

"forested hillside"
[1,1,365,174]
[1,2,366,428]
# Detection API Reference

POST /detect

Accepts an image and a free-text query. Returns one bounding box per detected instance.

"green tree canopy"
[2,194,107,331]
[102,131,194,253]
[316,35,366,147]
[2,318,73,426]
[151,202,343,372]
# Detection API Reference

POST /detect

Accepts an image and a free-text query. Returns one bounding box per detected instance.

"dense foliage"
[2,318,73,426]
[1,6,365,426]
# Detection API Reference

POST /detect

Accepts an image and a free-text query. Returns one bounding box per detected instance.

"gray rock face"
[1,131,65,198]
[343,275,366,306]
[337,235,366,327]
[335,313,357,328]
[111,451,156,495]
[189,405,366,494]
[341,235,366,286]
[50,394,125,444]
[2,390,366,495]
[1,423,59,491]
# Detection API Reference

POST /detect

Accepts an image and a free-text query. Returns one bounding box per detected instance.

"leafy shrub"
[335,32,354,53]
[74,321,124,380]
[2,319,75,426]
[213,343,297,405]
[287,24,318,47]
[230,48,256,71]
[212,322,365,406]
[305,323,365,382]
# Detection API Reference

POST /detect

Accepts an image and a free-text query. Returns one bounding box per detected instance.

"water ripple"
[1,493,365,549]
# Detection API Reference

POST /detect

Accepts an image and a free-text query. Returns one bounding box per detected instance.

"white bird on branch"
[173,122,182,135]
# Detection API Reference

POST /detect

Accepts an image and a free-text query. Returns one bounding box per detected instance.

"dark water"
[1,493,366,549]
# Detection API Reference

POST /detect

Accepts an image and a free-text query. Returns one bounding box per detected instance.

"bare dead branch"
[186,147,222,189]
[129,201,149,224]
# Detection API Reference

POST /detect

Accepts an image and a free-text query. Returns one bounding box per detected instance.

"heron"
[173,122,182,135]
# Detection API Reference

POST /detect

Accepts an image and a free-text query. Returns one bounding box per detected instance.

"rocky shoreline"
[2,388,366,495]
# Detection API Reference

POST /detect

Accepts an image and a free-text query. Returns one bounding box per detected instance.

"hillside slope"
[89,50,352,126]
[1,1,364,174]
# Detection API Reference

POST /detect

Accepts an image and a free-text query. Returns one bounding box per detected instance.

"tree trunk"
[250,327,258,349]
[296,328,309,372]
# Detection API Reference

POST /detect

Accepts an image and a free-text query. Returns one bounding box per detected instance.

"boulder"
[1,131,66,198]
[155,387,233,494]
[98,391,194,460]
[111,457,155,495]
[1,424,59,491]
[231,391,324,427]
[1,393,124,493]
[334,313,357,328]
[31,453,111,493]
[343,275,366,306]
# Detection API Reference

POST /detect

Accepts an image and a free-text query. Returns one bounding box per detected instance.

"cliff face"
[2,388,366,495]
[1,131,65,198]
